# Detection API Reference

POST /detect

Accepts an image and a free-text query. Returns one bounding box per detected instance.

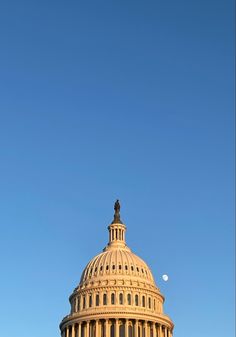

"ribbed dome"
[60,201,174,337]
[79,246,155,285]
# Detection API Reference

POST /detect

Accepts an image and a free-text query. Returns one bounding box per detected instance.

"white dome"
[79,246,155,285]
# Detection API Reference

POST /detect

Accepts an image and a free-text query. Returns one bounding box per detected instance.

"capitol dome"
[79,242,155,286]
[60,201,174,337]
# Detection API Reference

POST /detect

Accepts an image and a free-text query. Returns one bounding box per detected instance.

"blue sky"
[0,1,234,336]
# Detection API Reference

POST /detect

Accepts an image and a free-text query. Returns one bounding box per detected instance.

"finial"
[112,199,123,224]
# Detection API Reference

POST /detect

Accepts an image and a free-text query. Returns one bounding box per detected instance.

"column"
[96,320,99,337]
[72,325,75,337]
[164,327,167,337]
[152,323,156,337]
[144,322,148,337]
[78,323,81,337]
[105,320,109,337]
[115,319,119,337]
[139,322,142,337]
[125,320,129,337]
[135,320,139,337]
[86,322,90,337]
[158,325,162,337]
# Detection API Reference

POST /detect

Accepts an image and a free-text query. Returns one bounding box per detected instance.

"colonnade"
[62,319,172,337]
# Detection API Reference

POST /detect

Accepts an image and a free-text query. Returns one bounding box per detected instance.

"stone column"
[105,320,109,337]
[72,325,75,337]
[152,323,156,337]
[125,320,129,337]
[144,322,148,337]
[86,322,90,337]
[78,323,81,337]
[140,322,143,337]
[135,320,139,337]
[115,319,119,337]
[164,327,167,337]
[158,325,162,337]
[96,320,99,337]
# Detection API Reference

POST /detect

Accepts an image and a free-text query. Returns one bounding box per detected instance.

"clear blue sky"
[0,1,234,336]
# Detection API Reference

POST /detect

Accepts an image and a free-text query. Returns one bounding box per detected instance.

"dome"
[79,246,155,286]
[60,200,174,337]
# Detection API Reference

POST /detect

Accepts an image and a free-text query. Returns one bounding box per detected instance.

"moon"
[162,274,169,281]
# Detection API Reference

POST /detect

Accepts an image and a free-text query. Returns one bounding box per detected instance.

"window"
[131,266,134,271]
[137,267,139,272]
[142,295,145,307]
[100,266,103,271]
[119,265,122,270]
[112,265,115,270]
[128,325,133,337]
[153,299,156,310]
[103,294,107,305]
[106,265,109,271]
[135,294,139,306]
[119,293,123,305]
[110,323,115,337]
[83,296,86,309]
[148,297,151,309]
[89,295,92,307]
[111,293,115,304]
[96,294,99,306]
[125,265,128,270]
[127,294,131,305]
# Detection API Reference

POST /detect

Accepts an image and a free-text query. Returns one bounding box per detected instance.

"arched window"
[135,294,139,306]
[148,297,151,309]
[103,293,107,305]
[119,323,125,337]
[119,293,123,305]
[153,299,156,310]
[128,324,133,337]
[83,296,86,309]
[96,294,99,306]
[125,265,128,270]
[142,295,145,307]
[127,293,131,305]
[110,322,115,337]
[89,294,92,307]
[106,265,109,271]
[111,293,115,304]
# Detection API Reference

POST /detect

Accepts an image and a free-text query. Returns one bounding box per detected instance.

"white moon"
[162,274,169,281]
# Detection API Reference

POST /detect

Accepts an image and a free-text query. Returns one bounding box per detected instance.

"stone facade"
[60,202,174,337]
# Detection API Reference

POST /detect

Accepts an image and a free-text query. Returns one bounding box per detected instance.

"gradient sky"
[0,1,234,337]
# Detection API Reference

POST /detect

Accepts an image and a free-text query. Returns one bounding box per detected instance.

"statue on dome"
[112,199,123,224]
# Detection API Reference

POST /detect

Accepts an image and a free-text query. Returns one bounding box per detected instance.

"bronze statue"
[112,199,123,224]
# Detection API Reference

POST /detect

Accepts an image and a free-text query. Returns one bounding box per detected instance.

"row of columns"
[62,319,172,337]
[109,227,125,242]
